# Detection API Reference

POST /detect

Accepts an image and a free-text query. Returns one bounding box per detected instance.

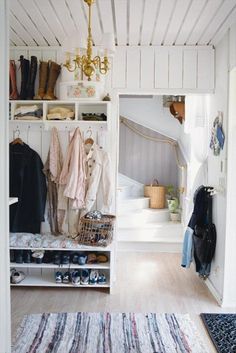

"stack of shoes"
[47,106,75,120]
[14,105,43,120]
[10,268,26,284]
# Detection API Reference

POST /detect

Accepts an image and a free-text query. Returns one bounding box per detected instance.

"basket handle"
[151,179,159,186]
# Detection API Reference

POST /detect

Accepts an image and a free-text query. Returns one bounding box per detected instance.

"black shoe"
[23,250,31,263]
[10,250,15,263]
[43,251,53,264]
[15,250,23,264]
[71,253,79,264]
[61,253,70,265]
[53,252,61,265]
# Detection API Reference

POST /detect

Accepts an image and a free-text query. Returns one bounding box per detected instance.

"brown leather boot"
[9,60,19,100]
[43,61,61,100]
[34,61,48,100]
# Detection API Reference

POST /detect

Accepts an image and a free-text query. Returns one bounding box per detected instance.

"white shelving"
[9,100,110,123]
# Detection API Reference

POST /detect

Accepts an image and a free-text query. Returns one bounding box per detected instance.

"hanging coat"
[10,143,47,233]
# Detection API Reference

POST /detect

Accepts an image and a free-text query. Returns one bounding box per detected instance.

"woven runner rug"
[201,313,236,353]
[12,312,208,353]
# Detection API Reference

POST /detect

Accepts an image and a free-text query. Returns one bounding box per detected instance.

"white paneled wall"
[10,45,215,94]
[119,119,178,187]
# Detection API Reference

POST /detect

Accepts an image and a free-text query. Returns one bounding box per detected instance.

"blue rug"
[201,313,236,353]
[12,312,208,353]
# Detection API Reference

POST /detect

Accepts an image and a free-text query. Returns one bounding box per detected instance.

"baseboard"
[220,298,236,308]
[205,278,223,306]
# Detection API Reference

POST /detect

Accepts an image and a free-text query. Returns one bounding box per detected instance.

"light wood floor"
[11,252,235,352]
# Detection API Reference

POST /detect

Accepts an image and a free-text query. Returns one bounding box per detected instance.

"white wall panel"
[119,119,178,187]
[197,49,215,89]
[126,47,140,89]
[140,47,155,89]
[155,48,169,88]
[112,47,126,88]
[183,50,197,89]
[169,48,183,89]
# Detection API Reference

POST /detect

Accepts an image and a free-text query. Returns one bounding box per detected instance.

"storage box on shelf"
[10,244,113,292]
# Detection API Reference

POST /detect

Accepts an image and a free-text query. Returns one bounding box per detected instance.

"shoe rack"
[10,244,114,293]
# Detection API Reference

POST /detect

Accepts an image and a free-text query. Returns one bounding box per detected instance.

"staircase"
[117,174,184,252]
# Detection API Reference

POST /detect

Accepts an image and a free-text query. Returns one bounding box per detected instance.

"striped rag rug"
[12,312,208,353]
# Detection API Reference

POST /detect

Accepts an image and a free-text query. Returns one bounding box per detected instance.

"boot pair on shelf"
[9,56,61,101]
[34,60,61,100]
[9,55,37,100]
[9,55,38,99]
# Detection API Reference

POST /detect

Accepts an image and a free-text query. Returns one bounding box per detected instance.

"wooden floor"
[11,252,235,352]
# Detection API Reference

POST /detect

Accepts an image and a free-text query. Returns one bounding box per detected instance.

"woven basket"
[77,214,116,247]
[144,179,166,209]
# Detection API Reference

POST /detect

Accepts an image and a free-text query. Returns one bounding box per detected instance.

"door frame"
[0,0,11,352]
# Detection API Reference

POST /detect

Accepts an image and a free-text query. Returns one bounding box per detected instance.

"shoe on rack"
[31,250,45,264]
[81,269,90,285]
[15,250,23,264]
[61,253,70,265]
[96,254,108,263]
[53,252,61,265]
[98,273,107,285]
[62,272,71,284]
[43,251,53,264]
[78,253,87,266]
[55,271,63,284]
[89,270,99,285]
[11,269,26,284]
[87,253,97,264]
[71,271,81,286]
[10,250,15,263]
[71,253,79,264]
[23,250,31,263]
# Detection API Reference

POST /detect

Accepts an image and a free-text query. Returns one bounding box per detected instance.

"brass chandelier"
[64,0,112,81]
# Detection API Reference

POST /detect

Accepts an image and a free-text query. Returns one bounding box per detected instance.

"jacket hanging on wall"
[181,186,216,278]
[10,142,47,233]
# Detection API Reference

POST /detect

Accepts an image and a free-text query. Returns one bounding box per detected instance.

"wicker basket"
[144,179,166,209]
[77,214,116,247]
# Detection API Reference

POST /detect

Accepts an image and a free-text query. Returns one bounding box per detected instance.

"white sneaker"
[11,270,26,284]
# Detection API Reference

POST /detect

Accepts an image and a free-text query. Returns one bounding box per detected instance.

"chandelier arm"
[63,59,78,73]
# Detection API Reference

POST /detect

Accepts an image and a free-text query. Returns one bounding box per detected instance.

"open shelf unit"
[9,100,111,124]
[10,244,114,292]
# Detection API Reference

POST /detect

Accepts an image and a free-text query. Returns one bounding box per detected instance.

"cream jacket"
[84,143,112,214]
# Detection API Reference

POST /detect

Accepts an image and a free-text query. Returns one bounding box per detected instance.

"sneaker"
[55,271,63,284]
[71,253,79,264]
[71,271,81,286]
[61,253,70,265]
[89,270,99,285]
[62,271,71,284]
[81,269,90,285]
[98,273,107,284]
[43,251,53,264]
[78,254,87,266]
[53,252,61,265]
[31,250,45,264]
[11,270,25,284]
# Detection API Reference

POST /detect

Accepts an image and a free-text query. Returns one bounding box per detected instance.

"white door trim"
[0,1,11,352]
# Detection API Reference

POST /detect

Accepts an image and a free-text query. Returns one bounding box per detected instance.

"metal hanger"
[11,129,24,145]
[84,127,94,145]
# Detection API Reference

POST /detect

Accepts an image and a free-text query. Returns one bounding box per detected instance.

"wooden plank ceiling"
[10,0,236,47]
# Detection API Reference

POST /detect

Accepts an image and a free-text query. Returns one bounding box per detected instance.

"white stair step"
[117,185,131,201]
[118,197,150,213]
[117,208,170,227]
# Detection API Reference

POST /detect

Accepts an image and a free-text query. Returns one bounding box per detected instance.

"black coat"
[10,143,47,233]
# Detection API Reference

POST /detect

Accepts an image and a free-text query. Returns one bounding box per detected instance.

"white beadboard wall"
[10,45,215,94]
[119,118,179,187]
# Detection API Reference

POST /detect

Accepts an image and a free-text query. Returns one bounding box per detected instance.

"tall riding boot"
[19,55,29,100]
[9,60,19,100]
[26,56,38,100]
[43,61,61,100]
[34,61,48,100]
